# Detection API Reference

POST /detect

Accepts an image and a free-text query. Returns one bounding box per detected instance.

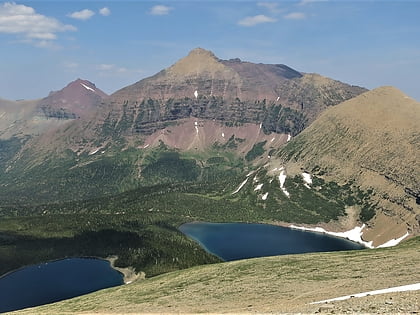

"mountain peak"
[187,47,217,58]
[38,79,108,119]
[64,79,106,96]
[166,47,228,77]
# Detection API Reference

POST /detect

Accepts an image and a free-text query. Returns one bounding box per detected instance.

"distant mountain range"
[0,48,418,246]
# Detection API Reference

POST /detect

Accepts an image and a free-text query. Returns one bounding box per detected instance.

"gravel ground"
[311,291,419,314]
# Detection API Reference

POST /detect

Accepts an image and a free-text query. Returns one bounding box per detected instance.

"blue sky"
[0,0,419,101]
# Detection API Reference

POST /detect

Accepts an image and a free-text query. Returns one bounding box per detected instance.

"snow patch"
[246,171,255,177]
[194,90,198,99]
[290,224,374,248]
[302,172,312,189]
[278,168,290,197]
[89,148,100,155]
[231,178,249,195]
[377,232,410,248]
[254,183,263,191]
[302,172,312,185]
[287,134,292,142]
[311,283,420,304]
[81,83,95,92]
[262,192,269,200]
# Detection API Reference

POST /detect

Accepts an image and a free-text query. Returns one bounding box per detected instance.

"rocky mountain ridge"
[110,48,366,128]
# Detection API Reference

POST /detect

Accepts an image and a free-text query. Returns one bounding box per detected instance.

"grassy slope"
[14,236,420,314]
[278,86,420,244]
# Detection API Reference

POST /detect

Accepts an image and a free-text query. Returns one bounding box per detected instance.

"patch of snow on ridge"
[311,283,420,304]
[254,183,263,191]
[262,192,269,200]
[89,148,100,155]
[278,167,290,197]
[231,178,249,195]
[302,172,312,189]
[81,83,95,92]
[246,171,255,177]
[377,232,410,248]
[302,172,312,185]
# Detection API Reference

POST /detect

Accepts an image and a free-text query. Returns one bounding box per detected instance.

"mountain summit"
[166,47,227,77]
[38,79,108,119]
[111,48,366,125]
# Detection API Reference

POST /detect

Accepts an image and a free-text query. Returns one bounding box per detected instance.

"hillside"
[14,237,420,314]
[278,86,420,246]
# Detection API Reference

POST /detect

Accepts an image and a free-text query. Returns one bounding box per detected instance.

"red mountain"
[38,79,108,119]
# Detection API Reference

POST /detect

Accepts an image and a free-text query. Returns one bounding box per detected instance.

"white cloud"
[97,64,116,71]
[284,12,306,20]
[99,7,111,16]
[63,61,79,71]
[97,63,143,76]
[150,5,173,16]
[0,2,75,42]
[68,9,95,20]
[238,15,277,27]
[257,2,283,14]
[299,0,328,5]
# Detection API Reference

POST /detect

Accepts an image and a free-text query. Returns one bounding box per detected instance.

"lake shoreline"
[106,256,144,284]
[180,222,365,261]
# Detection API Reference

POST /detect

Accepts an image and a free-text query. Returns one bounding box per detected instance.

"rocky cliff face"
[109,48,366,135]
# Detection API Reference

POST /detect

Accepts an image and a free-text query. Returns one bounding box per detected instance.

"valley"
[0,48,419,313]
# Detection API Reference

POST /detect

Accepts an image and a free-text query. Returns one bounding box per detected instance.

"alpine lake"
[0,222,364,312]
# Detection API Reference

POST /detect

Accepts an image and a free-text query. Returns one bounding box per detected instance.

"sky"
[0,0,419,101]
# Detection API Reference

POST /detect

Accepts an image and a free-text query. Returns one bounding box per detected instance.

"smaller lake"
[0,257,124,313]
[179,222,365,261]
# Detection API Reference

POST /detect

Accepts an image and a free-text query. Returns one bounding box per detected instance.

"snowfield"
[311,283,420,304]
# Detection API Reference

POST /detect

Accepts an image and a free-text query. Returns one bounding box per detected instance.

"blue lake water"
[0,257,124,313]
[179,222,365,261]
